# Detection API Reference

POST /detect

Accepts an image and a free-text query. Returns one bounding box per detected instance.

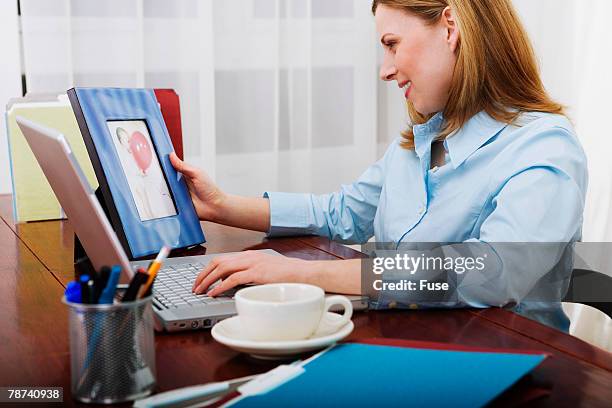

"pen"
[138,246,170,299]
[85,279,96,304]
[80,274,91,303]
[98,265,121,304]
[133,374,259,408]
[65,281,82,303]
[94,266,111,301]
[122,269,149,302]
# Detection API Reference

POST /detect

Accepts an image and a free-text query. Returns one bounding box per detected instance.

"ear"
[442,6,459,53]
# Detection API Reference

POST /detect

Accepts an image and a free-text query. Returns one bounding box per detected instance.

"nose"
[379,60,397,81]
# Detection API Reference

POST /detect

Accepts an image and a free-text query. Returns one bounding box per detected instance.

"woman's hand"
[169,152,225,221]
[192,251,308,296]
[170,152,271,231]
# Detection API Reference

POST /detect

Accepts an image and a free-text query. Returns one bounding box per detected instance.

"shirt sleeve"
[264,139,399,244]
[372,126,588,311]
[457,168,586,307]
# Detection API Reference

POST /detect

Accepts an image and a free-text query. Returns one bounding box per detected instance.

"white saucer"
[211,312,354,360]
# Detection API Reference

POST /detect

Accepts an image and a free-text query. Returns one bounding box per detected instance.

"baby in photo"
[107,120,176,221]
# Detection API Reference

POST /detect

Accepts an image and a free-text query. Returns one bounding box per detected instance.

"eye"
[385,41,397,51]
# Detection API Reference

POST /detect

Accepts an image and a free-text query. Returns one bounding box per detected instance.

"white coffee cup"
[235,283,353,341]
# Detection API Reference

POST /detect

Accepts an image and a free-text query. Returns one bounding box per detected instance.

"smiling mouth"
[403,81,413,99]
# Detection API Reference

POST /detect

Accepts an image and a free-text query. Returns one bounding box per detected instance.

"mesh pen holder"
[63,295,156,404]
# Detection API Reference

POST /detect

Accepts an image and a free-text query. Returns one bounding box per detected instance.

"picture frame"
[68,87,205,259]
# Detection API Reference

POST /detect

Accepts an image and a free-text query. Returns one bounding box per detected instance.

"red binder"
[154,89,184,160]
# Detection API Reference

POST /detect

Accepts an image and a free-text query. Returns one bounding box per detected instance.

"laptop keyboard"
[153,262,234,309]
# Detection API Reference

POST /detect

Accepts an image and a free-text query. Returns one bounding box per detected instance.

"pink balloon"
[129,131,153,174]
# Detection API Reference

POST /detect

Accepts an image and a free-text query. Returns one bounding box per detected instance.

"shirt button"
[417,206,426,216]
[431,166,439,173]
[388,301,397,309]
[409,304,419,310]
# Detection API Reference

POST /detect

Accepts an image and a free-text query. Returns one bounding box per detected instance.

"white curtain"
[19,0,377,198]
[16,0,612,243]
[570,1,612,243]
[0,1,22,194]
[513,0,612,242]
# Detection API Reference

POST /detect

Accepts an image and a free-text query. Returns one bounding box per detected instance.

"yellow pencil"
[138,246,171,299]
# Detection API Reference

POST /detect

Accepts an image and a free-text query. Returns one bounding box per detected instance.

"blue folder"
[229,343,546,408]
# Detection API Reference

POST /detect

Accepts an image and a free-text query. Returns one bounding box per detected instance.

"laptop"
[17,117,369,332]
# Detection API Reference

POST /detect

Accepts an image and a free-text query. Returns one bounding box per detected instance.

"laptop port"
[191,321,199,329]
[203,319,212,328]
[179,322,186,328]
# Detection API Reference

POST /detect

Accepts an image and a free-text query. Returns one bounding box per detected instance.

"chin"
[412,100,438,117]
[412,102,428,116]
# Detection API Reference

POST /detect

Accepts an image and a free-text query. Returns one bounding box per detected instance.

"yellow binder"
[6,94,98,222]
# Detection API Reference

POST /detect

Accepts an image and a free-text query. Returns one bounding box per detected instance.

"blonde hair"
[372,0,564,150]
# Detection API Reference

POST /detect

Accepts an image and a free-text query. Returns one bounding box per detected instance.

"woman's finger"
[207,271,252,297]
[169,152,199,178]
[195,255,253,294]
[193,256,223,290]
[192,253,250,291]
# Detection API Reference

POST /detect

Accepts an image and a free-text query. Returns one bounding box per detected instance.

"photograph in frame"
[68,87,205,259]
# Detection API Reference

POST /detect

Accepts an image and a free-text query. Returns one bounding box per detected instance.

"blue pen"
[65,281,82,303]
[98,265,121,304]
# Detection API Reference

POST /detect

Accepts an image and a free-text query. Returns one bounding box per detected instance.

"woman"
[169,0,587,325]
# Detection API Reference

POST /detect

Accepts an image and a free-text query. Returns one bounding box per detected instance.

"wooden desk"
[1,194,611,407]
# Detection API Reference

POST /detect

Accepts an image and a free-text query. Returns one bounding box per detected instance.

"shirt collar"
[443,111,508,169]
[413,112,444,160]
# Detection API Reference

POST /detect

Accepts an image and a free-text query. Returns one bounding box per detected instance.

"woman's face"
[375,5,459,115]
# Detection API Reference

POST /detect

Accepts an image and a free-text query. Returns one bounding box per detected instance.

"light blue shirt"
[264,111,588,329]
